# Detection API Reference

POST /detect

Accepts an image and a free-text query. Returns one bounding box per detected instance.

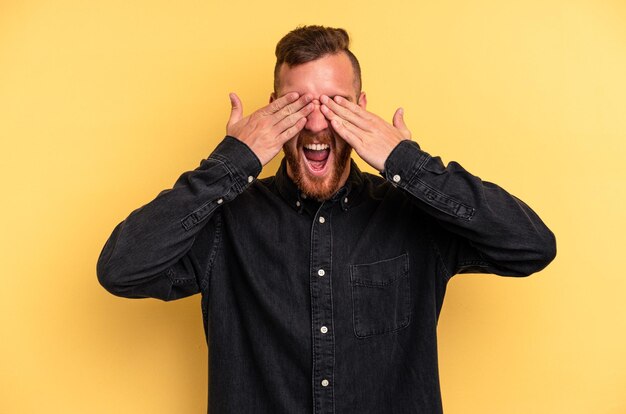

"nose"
[304,99,329,133]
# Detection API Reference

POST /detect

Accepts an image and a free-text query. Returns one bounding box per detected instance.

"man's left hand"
[320,95,412,172]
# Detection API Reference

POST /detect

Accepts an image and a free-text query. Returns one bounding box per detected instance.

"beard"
[283,129,352,202]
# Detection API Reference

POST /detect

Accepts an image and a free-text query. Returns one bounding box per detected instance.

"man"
[97,26,556,413]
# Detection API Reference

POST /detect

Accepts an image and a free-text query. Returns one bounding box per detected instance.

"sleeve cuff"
[382,140,430,186]
[208,136,263,192]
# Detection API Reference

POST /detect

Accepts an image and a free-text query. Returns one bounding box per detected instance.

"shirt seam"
[210,153,245,193]
[201,212,223,294]
[425,225,454,282]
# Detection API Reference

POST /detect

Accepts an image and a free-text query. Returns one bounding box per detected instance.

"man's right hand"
[226,92,313,166]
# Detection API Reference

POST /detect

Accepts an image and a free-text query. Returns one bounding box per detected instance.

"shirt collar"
[274,158,364,214]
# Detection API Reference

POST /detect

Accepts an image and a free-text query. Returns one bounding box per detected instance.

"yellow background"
[1,0,625,412]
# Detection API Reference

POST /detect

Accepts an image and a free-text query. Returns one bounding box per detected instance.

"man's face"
[273,52,366,201]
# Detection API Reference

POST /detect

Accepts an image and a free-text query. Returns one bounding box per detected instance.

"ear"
[357,92,367,109]
[269,92,276,103]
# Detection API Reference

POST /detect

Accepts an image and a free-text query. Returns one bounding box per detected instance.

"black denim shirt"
[97,136,556,413]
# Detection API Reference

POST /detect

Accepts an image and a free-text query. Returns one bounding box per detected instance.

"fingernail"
[334,96,342,103]
[399,108,404,115]
[320,95,328,104]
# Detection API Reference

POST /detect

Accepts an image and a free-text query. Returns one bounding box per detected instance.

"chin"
[284,136,352,202]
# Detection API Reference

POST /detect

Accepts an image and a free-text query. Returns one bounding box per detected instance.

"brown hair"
[273,25,362,94]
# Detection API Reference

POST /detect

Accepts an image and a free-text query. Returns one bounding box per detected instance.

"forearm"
[96,136,261,298]
[383,140,556,276]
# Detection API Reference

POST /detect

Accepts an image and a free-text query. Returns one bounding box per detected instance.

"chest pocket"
[350,253,411,338]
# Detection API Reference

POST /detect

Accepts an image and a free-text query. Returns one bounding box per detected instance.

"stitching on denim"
[427,228,454,282]
[181,202,211,230]
[407,153,431,184]
[178,156,231,231]
[404,176,475,220]
[181,188,232,231]
[350,264,359,340]
[164,268,175,300]
[350,253,412,338]
[328,207,335,413]
[351,253,409,286]
[165,268,198,286]
[210,153,244,193]
[352,276,403,287]
[309,205,319,414]
[352,276,412,338]
[201,212,223,293]
[170,278,195,285]
[457,259,491,273]
[164,268,175,290]
[205,156,229,180]
[163,260,199,301]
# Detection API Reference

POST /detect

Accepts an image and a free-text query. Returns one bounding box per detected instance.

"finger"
[261,92,300,115]
[320,100,372,138]
[319,101,361,131]
[276,117,307,145]
[392,107,411,139]
[330,117,362,149]
[273,102,314,133]
[227,93,243,128]
[320,95,371,130]
[271,94,312,126]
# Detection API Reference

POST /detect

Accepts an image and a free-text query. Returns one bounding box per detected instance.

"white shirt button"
[320,326,328,334]
[296,201,301,207]
[321,379,329,387]
[344,197,348,203]
[217,198,223,204]
[318,216,325,224]
[247,176,254,183]
[392,174,401,183]
[317,269,325,277]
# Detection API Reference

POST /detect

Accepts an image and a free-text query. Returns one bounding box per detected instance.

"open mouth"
[302,143,331,175]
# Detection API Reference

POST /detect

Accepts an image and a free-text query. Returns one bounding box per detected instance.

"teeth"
[304,144,330,151]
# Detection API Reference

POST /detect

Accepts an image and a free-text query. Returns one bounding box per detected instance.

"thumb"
[392,107,411,139]
[227,92,243,128]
